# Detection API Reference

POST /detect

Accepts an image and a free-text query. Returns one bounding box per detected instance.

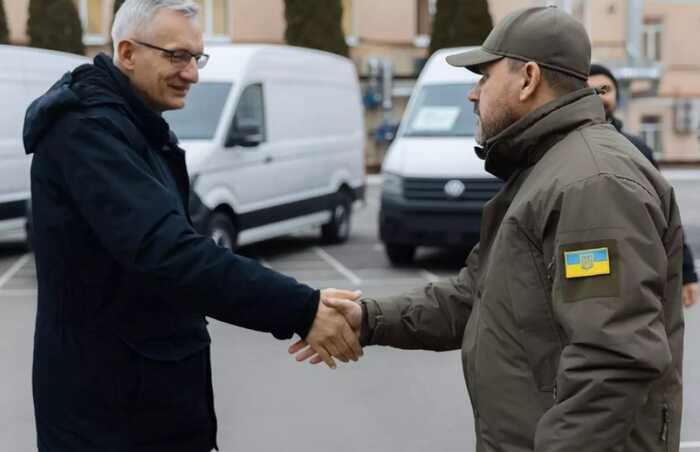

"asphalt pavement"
[1,172,700,451]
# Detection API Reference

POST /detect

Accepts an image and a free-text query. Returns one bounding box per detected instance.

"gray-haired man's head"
[111,0,204,112]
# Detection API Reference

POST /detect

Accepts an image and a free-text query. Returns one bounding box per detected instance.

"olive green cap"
[446,6,591,80]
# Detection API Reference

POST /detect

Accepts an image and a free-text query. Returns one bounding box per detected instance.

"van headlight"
[382,172,403,196]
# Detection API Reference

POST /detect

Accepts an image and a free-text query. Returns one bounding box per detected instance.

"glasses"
[133,40,210,69]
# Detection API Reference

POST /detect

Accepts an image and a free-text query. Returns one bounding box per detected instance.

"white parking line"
[0,254,31,289]
[419,269,441,283]
[681,442,700,449]
[313,246,363,286]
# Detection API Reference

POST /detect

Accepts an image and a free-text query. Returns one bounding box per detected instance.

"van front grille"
[402,177,502,202]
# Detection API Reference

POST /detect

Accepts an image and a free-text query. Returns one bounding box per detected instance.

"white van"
[379,47,502,264]
[0,45,88,242]
[164,44,365,248]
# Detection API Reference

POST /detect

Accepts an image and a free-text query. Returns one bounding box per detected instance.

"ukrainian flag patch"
[564,247,611,279]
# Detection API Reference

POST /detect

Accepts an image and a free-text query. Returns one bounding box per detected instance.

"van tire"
[321,192,352,244]
[385,243,415,265]
[207,212,238,251]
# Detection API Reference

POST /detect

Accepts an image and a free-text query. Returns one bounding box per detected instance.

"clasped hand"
[289,288,364,369]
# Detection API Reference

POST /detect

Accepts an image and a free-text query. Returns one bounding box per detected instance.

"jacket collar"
[477,88,607,181]
[93,53,177,152]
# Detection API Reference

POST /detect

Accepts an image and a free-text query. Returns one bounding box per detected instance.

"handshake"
[288,288,364,369]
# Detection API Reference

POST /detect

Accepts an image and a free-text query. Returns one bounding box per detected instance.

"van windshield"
[403,83,476,137]
[164,81,233,140]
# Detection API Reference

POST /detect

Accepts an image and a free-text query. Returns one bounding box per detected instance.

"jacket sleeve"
[359,244,478,351]
[534,174,680,452]
[52,116,318,340]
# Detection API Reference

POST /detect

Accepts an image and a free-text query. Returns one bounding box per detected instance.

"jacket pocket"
[626,397,673,452]
[130,348,212,444]
[507,224,563,394]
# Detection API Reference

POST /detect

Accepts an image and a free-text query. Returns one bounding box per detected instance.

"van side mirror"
[225,123,262,148]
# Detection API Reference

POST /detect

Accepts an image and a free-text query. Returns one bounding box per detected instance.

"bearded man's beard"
[475,104,516,145]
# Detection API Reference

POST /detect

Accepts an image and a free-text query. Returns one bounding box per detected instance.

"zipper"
[660,404,669,443]
[465,291,483,417]
[552,380,557,402]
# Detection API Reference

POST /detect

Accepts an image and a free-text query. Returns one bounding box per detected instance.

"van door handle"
[264,156,274,164]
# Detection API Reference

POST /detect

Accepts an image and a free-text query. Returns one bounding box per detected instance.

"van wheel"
[385,243,415,266]
[321,193,352,244]
[207,212,237,251]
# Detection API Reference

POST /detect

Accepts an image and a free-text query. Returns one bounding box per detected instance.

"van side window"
[229,84,265,145]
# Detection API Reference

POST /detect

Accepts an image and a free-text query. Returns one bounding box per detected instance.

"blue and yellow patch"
[564,247,611,279]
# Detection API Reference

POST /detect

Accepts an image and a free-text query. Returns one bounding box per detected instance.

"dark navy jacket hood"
[24,53,171,155]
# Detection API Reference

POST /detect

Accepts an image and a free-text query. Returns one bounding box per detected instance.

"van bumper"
[379,194,484,247]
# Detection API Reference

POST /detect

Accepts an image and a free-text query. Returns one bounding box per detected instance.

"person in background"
[589,63,698,307]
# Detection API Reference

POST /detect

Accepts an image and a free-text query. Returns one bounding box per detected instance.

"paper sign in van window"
[411,107,460,132]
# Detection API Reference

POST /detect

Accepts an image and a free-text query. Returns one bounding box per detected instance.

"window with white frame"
[77,0,106,45]
[642,18,663,62]
[194,0,230,39]
[640,115,664,157]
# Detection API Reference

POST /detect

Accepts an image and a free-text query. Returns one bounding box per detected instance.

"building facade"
[5,0,700,162]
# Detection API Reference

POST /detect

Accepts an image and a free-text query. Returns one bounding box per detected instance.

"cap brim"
[445,48,503,73]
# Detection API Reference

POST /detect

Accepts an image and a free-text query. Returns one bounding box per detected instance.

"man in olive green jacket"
[291,6,683,452]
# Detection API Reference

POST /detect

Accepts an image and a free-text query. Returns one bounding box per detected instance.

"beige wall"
[488,0,531,23]
[231,0,284,43]
[588,0,626,61]
[354,0,416,44]
[588,0,625,45]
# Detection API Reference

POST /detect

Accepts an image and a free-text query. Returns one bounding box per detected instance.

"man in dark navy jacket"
[23,1,361,451]
[588,63,698,307]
